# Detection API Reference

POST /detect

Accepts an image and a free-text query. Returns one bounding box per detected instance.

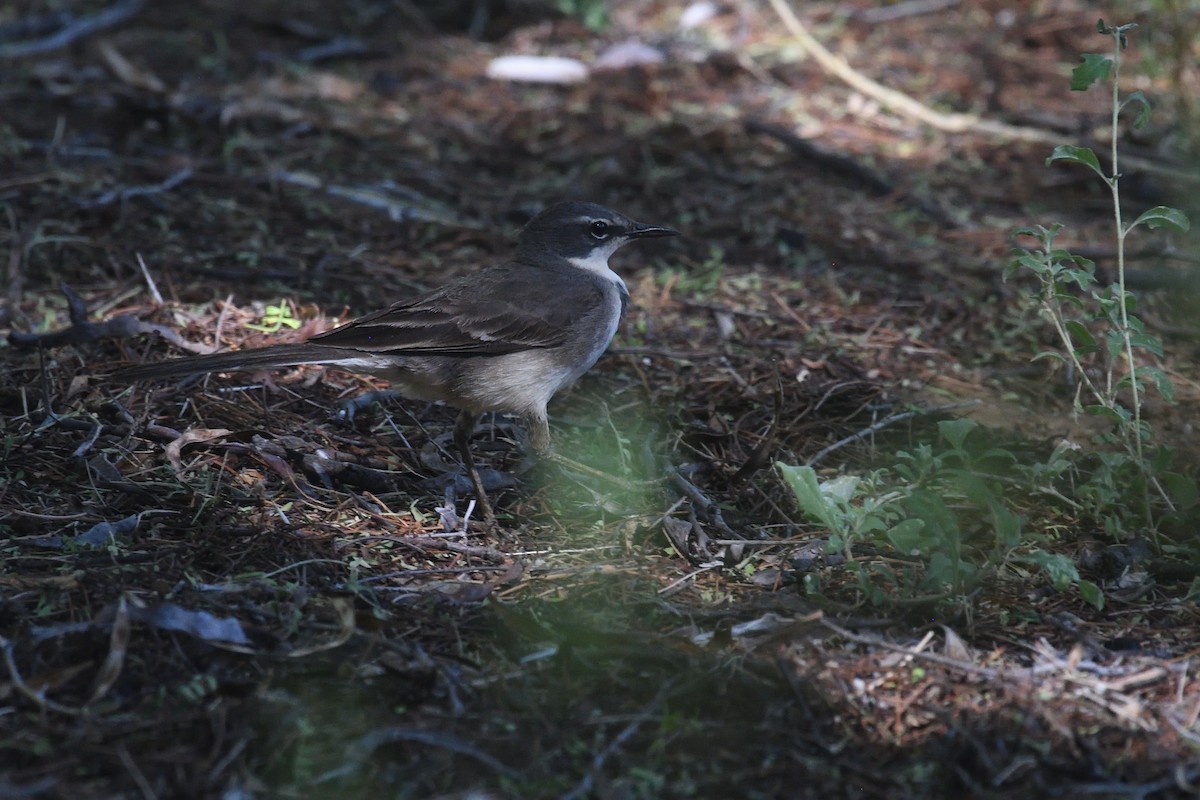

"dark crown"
[516,201,677,262]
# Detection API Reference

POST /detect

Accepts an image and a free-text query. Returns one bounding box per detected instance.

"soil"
[2,1,1199,798]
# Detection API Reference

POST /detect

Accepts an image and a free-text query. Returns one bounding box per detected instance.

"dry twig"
[0,0,145,59]
[9,284,214,355]
[765,0,1199,183]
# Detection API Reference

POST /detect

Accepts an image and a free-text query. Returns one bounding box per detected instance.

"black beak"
[627,222,679,239]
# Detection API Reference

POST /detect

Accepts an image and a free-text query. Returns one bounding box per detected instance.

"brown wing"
[311,262,600,357]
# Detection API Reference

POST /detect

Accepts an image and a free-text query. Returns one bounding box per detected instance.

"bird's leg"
[527,412,645,492]
[453,409,495,525]
[525,412,552,456]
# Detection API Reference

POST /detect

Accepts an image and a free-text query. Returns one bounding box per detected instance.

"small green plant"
[658,245,727,296]
[777,419,1103,609]
[245,299,303,333]
[1008,21,1191,538]
[775,21,1194,611]
[177,672,219,704]
[554,0,608,30]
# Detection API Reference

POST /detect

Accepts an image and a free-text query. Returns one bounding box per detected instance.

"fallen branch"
[561,683,672,800]
[819,617,999,679]
[744,117,893,195]
[8,283,214,354]
[671,466,740,539]
[0,0,145,59]
[79,166,194,210]
[316,727,520,785]
[854,0,962,24]
[391,535,511,563]
[270,171,475,226]
[764,0,1200,184]
[730,372,784,484]
[744,117,958,226]
[805,399,982,467]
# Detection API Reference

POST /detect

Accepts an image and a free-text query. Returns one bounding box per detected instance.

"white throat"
[567,241,627,292]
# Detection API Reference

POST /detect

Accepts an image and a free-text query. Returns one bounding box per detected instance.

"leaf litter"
[1,1,1198,796]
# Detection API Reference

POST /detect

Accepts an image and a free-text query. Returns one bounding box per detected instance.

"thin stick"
[0,0,145,59]
[805,400,981,467]
[136,253,163,306]
[764,0,1198,183]
[560,684,672,800]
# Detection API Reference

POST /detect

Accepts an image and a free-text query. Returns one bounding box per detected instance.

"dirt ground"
[2,1,1200,797]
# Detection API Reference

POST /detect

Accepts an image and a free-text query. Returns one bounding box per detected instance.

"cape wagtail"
[115,201,679,522]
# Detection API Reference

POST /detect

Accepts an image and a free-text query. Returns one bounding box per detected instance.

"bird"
[114,201,679,523]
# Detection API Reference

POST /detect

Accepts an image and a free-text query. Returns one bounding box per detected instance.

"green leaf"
[992,503,1023,551]
[1064,320,1097,354]
[1078,579,1105,610]
[1139,366,1175,402]
[926,552,958,588]
[1184,577,1200,603]
[979,448,1018,468]
[1060,267,1095,290]
[1012,224,1057,240]
[1031,350,1067,364]
[1070,54,1112,91]
[951,471,996,506]
[1084,404,1130,424]
[1105,329,1125,358]
[1056,254,1096,289]
[820,474,862,503]
[776,463,840,531]
[1054,291,1085,310]
[1025,551,1079,591]
[1010,252,1045,272]
[1128,206,1190,234]
[1120,91,1153,129]
[903,490,961,554]
[1161,472,1198,509]
[885,519,931,556]
[1127,331,1163,358]
[859,515,889,535]
[1047,145,1105,179]
[937,418,977,452]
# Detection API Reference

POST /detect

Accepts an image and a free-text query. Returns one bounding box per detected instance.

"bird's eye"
[589,220,609,239]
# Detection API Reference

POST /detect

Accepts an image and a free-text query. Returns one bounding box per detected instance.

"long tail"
[113,343,357,382]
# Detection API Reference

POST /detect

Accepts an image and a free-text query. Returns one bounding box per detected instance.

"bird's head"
[516,201,678,270]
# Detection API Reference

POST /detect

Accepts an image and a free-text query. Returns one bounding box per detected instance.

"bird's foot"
[335,388,406,424]
[435,492,495,533]
[430,466,516,532]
